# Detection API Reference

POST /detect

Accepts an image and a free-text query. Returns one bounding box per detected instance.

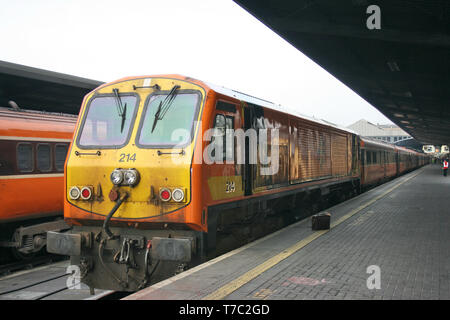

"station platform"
[125,164,450,300]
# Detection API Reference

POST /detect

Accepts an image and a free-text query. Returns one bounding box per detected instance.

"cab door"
[205,100,244,201]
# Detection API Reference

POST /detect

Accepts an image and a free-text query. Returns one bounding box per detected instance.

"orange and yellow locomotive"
[47,75,428,291]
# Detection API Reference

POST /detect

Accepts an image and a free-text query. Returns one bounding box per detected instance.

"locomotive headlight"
[69,186,81,200]
[110,169,124,185]
[172,188,184,202]
[80,186,93,200]
[159,188,171,202]
[123,169,140,186]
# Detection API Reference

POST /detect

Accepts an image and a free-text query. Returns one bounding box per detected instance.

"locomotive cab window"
[37,144,51,172]
[225,116,234,161]
[137,91,201,148]
[17,143,33,172]
[211,114,234,162]
[77,94,138,148]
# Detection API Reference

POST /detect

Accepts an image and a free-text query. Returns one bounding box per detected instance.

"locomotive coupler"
[113,235,144,269]
[79,257,93,278]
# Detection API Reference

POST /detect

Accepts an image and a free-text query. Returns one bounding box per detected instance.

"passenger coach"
[0,107,74,258]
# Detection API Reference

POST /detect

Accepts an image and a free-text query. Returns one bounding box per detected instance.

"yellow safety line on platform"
[203,168,424,300]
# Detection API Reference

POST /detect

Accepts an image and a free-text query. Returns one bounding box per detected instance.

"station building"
[347,119,411,144]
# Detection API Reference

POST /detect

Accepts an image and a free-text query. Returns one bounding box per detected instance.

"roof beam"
[269,18,450,47]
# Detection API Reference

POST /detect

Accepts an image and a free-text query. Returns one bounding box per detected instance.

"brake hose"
[103,192,128,239]
[98,192,128,288]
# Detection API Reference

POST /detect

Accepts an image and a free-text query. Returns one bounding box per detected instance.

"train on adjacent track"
[0,106,75,259]
[46,75,429,292]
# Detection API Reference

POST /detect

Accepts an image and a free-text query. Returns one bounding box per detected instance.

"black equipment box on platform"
[311,212,331,230]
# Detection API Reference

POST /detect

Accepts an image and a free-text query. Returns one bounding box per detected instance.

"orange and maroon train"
[44,75,429,292]
[0,106,75,259]
[359,137,428,187]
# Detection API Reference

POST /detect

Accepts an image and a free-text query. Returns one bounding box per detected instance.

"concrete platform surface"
[125,165,450,300]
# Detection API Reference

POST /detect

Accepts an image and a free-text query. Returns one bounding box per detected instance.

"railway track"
[0,260,128,300]
[0,254,68,277]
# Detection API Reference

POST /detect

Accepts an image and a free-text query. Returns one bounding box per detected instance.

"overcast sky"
[0,0,393,127]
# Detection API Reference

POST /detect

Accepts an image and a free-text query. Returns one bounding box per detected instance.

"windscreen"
[137,92,200,147]
[77,95,137,147]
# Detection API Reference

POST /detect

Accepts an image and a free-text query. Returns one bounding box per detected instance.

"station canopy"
[0,60,103,115]
[234,0,450,146]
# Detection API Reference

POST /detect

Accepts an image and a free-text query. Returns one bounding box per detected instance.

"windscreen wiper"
[113,88,127,133]
[151,85,180,133]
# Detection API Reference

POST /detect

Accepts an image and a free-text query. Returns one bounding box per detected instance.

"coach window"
[55,144,69,171]
[366,151,372,165]
[37,144,52,172]
[17,143,33,172]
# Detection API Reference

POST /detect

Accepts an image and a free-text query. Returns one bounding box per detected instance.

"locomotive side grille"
[319,131,332,177]
[298,126,316,180]
[298,125,331,181]
[331,134,349,176]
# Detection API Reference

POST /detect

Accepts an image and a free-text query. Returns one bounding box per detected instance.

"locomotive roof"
[205,80,357,136]
[101,75,357,135]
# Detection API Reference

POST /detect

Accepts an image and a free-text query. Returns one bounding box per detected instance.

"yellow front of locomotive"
[66,77,204,223]
[47,76,207,291]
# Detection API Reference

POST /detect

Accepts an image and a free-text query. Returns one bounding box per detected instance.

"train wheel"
[0,247,14,264]
[10,232,38,261]
[10,247,38,261]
